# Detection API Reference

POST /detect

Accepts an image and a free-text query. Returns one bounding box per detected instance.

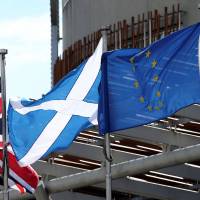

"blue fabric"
[98,23,200,134]
[8,58,101,161]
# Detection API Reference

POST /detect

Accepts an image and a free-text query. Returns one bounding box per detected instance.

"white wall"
[62,0,200,49]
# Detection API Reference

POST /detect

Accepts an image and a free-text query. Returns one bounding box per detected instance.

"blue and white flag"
[99,23,200,134]
[8,38,103,166]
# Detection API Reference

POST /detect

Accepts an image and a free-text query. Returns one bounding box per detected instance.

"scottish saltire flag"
[98,23,200,134]
[8,38,103,166]
[0,82,39,193]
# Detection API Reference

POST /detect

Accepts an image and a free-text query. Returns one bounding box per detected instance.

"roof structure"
[30,104,200,200]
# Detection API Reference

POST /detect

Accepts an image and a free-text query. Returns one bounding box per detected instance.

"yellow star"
[152,60,157,68]
[130,56,134,64]
[153,75,159,82]
[155,106,160,110]
[146,50,151,58]
[134,80,139,88]
[139,96,145,103]
[147,105,152,111]
[156,91,161,97]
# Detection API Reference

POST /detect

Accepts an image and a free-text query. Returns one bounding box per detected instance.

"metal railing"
[53,4,182,85]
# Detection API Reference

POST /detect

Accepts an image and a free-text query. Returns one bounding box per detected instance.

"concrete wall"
[62,0,200,50]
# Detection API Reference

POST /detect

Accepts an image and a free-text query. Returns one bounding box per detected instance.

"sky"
[0,0,51,100]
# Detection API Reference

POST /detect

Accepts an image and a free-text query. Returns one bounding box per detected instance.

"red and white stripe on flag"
[0,141,39,193]
[8,178,26,193]
[0,167,26,193]
[0,91,39,193]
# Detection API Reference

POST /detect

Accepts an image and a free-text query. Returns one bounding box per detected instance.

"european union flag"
[98,23,200,134]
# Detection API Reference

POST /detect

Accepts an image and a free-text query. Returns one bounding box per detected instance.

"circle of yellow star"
[139,96,145,103]
[130,56,134,64]
[147,105,152,111]
[153,75,159,82]
[134,80,139,88]
[152,60,157,68]
[146,50,151,58]
[156,91,161,97]
[155,106,160,111]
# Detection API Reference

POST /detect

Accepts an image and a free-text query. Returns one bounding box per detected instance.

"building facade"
[48,1,200,199]
[62,0,200,49]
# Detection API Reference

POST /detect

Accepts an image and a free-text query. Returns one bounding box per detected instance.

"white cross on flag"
[8,38,103,166]
[0,81,39,193]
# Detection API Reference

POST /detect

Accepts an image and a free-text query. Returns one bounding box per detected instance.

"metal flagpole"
[101,27,112,200]
[104,132,112,200]
[0,49,9,200]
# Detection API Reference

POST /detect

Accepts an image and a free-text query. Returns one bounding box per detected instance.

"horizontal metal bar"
[46,143,200,193]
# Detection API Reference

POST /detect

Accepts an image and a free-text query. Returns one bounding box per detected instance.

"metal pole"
[148,18,152,45]
[50,0,59,88]
[101,27,112,200]
[0,49,9,200]
[178,8,181,30]
[6,142,200,198]
[34,181,50,200]
[46,142,200,193]
[143,20,147,47]
[104,133,112,200]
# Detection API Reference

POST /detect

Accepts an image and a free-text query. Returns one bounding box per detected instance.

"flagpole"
[0,49,9,200]
[101,27,112,200]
